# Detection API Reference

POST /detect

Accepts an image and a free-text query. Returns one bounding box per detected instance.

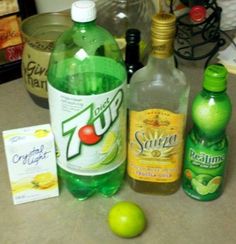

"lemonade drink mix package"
[2,124,59,205]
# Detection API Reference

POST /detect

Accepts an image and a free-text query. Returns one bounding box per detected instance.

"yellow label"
[22,43,50,98]
[128,109,185,183]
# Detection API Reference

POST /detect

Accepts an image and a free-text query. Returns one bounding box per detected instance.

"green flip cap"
[203,64,228,92]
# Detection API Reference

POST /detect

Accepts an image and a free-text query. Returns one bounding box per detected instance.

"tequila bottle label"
[128,108,185,183]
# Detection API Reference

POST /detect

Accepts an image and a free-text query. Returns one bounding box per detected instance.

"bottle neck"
[192,126,226,144]
[147,52,175,70]
[151,37,174,60]
[125,43,140,63]
[202,87,225,95]
[73,20,96,28]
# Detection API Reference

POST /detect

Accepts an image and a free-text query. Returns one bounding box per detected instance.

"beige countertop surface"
[0,61,236,244]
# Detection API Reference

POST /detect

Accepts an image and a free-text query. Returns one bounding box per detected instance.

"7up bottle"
[47,1,127,200]
[182,64,232,201]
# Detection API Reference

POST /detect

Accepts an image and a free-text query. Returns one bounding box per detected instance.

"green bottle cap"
[203,64,228,92]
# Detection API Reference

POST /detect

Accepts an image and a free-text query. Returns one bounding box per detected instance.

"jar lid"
[189,5,206,23]
[203,64,228,92]
[71,0,96,23]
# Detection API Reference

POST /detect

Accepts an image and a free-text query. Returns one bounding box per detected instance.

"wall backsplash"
[35,0,75,13]
[35,0,159,13]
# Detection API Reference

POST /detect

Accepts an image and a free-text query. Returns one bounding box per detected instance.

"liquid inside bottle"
[47,1,127,200]
[127,13,190,195]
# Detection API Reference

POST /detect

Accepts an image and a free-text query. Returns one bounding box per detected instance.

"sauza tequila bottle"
[47,1,127,200]
[127,13,189,194]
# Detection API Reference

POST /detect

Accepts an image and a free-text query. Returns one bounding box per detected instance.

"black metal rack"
[173,0,225,67]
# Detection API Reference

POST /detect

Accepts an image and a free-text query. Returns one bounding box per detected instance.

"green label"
[48,83,127,176]
[182,132,228,201]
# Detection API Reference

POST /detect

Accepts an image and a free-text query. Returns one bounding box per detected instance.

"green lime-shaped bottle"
[47,1,127,200]
[182,64,232,201]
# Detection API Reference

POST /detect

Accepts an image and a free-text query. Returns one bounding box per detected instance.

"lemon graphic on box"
[12,181,33,194]
[12,172,57,195]
[32,172,57,189]
[34,129,50,138]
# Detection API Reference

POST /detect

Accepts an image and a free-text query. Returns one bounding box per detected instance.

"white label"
[2,124,59,205]
[48,83,127,176]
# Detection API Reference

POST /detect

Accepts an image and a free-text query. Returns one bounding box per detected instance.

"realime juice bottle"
[182,64,232,201]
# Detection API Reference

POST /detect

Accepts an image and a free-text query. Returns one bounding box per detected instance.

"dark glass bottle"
[125,29,143,83]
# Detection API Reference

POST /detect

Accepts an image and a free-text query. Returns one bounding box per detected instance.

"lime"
[108,201,147,238]
[101,144,118,165]
[184,169,195,180]
[194,174,212,186]
[85,144,118,169]
[207,176,222,194]
[191,174,212,196]
[191,178,209,196]
[101,132,117,154]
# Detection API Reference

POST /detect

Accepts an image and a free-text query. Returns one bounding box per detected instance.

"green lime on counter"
[108,201,147,238]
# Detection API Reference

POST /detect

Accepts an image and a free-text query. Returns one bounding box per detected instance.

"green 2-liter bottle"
[182,64,232,201]
[47,1,127,200]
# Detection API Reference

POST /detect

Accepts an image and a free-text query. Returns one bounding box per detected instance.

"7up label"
[48,83,126,176]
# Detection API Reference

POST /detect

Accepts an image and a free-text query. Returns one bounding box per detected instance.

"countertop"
[0,60,236,244]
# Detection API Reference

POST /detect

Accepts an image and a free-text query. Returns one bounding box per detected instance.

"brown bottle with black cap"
[125,29,143,83]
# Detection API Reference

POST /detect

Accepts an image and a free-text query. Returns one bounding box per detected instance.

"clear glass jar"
[94,0,156,62]
[21,12,72,108]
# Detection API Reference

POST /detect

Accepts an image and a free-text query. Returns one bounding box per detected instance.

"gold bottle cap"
[152,13,176,27]
[152,13,176,37]
[151,13,176,58]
